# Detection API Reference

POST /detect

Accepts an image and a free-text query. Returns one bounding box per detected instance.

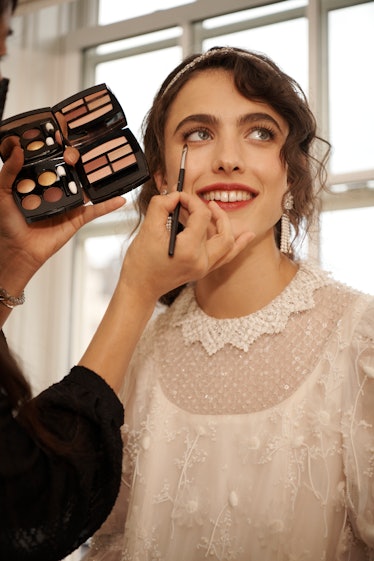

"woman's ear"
[154,170,168,193]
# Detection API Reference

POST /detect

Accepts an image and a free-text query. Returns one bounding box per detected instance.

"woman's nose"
[212,139,245,174]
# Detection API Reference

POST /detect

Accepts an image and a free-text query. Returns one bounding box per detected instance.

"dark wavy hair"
[137,46,330,305]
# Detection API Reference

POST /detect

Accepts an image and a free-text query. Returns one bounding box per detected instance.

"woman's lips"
[198,184,258,209]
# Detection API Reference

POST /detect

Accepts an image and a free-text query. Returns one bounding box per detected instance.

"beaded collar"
[170,262,334,355]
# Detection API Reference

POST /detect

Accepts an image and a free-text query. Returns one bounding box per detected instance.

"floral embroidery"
[84,265,374,561]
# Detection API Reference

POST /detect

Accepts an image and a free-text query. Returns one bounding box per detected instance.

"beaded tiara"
[161,47,281,97]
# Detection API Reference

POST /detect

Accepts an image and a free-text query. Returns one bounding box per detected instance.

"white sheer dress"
[85,262,374,561]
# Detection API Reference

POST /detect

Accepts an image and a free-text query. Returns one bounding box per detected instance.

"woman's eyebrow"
[173,112,284,135]
[238,112,283,133]
[174,114,218,135]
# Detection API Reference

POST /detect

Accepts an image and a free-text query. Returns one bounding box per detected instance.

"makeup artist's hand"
[0,137,125,318]
[122,191,254,302]
[79,191,254,391]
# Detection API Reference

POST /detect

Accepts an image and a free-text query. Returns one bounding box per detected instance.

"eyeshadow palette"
[0,109,83,222]
[0,84,149,222]
[53,84,149,204]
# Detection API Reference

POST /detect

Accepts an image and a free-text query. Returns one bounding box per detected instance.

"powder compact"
[0,84,149,222]
[53,84,149,204]
[0,108,83,221]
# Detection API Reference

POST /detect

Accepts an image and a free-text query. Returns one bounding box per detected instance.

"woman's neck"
[194,242,298,319]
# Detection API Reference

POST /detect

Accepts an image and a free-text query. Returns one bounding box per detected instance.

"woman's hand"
[79,191,254,391]
[0,138,125,298]
[121,191,254,304]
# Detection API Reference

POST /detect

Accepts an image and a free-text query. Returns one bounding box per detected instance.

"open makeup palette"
[0,84,149,222]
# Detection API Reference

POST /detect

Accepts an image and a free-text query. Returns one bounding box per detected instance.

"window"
[327,2,374,175]
[72,0,374,359]
[320,206,374,294]
[98,0,196,25]
[322,0,374,289]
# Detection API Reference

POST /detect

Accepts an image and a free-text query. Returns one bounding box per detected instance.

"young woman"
[85,47,374,561]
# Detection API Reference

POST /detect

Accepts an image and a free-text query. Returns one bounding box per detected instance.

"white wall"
[3,2,83,392]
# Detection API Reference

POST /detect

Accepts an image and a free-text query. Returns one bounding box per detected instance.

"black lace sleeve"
[0,366,124,561]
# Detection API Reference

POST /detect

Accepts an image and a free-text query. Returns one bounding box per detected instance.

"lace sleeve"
[82,474,128,561]
[342,297,374,547]
[0,366,124,561]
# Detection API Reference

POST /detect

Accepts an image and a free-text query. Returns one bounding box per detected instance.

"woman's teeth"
[201,190,254,202]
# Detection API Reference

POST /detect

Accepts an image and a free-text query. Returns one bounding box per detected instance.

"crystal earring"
[280,192,294,254]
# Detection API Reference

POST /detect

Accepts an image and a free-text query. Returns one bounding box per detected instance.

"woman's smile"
[197,183,258,210]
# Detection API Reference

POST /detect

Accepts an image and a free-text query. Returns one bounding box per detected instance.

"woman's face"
[155,68,289,246]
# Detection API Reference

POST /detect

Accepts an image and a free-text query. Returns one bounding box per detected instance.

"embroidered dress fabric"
[85,262,374,561]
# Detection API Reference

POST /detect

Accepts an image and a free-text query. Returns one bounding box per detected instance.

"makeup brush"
[168,144,188,256]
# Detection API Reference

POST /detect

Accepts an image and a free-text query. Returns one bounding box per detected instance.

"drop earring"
[280,192,294,254]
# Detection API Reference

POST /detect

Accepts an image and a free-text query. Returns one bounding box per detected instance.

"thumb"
[1,144,24,188]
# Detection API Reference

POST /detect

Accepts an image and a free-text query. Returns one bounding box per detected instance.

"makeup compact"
[0,108,84,222]
[0,83,149,222]
[53,84,149,204]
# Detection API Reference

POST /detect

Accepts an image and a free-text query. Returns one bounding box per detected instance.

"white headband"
[161,47,280,97]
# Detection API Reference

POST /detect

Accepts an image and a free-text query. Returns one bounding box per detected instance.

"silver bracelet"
[0,287,26,309]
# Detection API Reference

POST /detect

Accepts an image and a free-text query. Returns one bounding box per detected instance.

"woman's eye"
[184,128,211,142]
[248,127,274,141]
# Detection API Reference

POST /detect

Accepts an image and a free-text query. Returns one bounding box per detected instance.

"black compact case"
[0,108,84,222]
[0,84,149,222]
[53,84,149,204]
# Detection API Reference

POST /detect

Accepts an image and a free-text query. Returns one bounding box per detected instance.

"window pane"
[203,18,308,94]
[95,46,182,139]
[328,2,374,174]
[98,0,196,25]
[320,207,374,294]
[203,0,306,29]
[95,28,181,55]
[71,232,130,363]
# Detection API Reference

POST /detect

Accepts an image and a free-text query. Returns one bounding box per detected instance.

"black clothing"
[0,356,124,561]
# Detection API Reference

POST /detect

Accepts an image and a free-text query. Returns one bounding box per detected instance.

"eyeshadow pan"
[23,128,40,140]
[88,94,111,111]
[70,105,113,129]
[44,187,63,202]
[61,98,84,113]
[22,194,41,210]
[85,90,105,102]
[83,154,108,174]
[17,178,35,193]
[38,170,57,186]
[82,137,125,162]
[64,104,88,122]
[87,166,112,183]
[27,140,45,151]
[108,143,132,162]
[112,154,136,172]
